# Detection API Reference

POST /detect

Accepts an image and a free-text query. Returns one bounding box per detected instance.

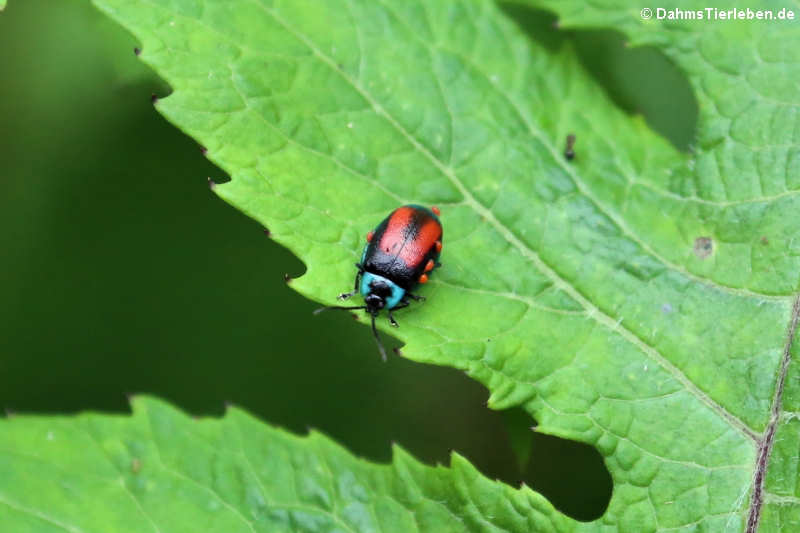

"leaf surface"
[523,2,800,530]
[3,0,799,531]
[0,397,568,533]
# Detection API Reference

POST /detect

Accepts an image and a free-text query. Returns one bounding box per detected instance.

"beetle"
[314,204,443,360]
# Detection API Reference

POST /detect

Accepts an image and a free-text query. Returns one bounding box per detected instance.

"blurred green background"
[0,0,695,521]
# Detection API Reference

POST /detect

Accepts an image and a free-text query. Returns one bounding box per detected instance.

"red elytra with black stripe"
[363,204,443,289]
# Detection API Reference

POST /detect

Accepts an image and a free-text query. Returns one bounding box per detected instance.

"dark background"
[0,0,695,520]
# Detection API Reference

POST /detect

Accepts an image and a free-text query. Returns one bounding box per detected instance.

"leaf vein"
[78,422,163,533]
[0,493,85,533]
[231,417,361,533]
[140,403,258,533]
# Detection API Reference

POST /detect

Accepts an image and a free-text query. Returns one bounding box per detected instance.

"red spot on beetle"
[419,273,429,284]
[424,259,434,272]
[366,230,374,243]
[435,240,442,253]
[431,206,441,216]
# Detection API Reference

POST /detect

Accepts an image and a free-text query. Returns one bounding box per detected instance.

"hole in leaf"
[500,407,612,521]
[527,424,613,520]
[500,3,698,151]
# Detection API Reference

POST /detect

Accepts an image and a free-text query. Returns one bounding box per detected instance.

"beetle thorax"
[360,272,405,311]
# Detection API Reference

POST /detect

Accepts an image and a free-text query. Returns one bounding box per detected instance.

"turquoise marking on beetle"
[361,272,405,310]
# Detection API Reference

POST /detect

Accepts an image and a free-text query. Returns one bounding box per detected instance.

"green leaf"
[4,0,796,530]
[0,396,570,532]
[514,2,800,529]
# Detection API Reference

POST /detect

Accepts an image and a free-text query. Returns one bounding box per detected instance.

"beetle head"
[365,278,392,313]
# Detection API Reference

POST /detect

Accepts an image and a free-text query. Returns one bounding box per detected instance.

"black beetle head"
[365,279,393,313]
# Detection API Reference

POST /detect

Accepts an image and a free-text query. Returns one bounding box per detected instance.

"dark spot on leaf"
[262,228,271,237]
[199,145,207,156]
[283,273,292,283]
[661,303,673,314]
[150,93,159,104]
[392,347,403,357]
[761,236,769,245]
[133,47,141,56]
[207,178,216,190]
[693,237,713,259]
[131,458,141,474]
[564,133,576,160]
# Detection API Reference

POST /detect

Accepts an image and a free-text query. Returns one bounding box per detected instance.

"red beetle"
[315,204,443,360]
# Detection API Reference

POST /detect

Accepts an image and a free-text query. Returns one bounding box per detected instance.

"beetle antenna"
[313,305,366,315]
[370,312,388,362]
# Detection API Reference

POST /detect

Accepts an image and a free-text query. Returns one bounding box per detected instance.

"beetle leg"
[339,270,362,300]
[388,301,410,327]
[407,292,426,302]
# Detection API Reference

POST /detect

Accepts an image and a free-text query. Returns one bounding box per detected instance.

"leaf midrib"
[745,294,800,532]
